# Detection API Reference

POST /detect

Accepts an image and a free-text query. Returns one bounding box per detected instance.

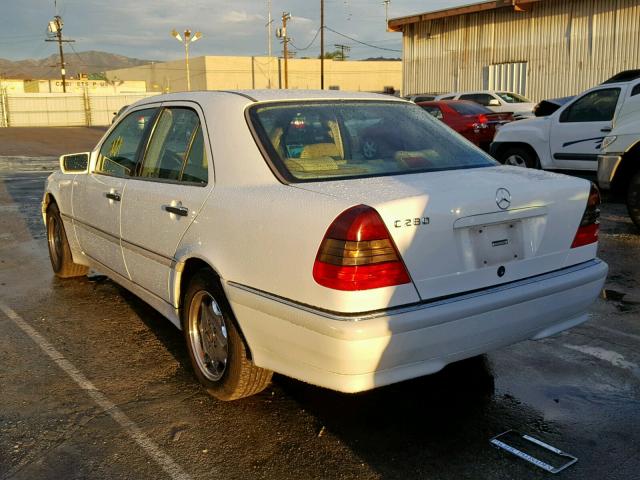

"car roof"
[134,89,406,105]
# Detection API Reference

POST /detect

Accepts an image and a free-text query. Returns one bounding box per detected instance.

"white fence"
[0,92,159,127]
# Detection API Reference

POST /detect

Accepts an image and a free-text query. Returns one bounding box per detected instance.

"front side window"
[249,101,496,182]
[459,93,495,106]
[495,92,531,104]
[138,108,208,184]
[560,88,621,123]
[96,108,156,177]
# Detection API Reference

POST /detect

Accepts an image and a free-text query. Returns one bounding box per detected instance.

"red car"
[417,100,512,151]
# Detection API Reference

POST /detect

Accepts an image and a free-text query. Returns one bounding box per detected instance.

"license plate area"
[470,221,523,268]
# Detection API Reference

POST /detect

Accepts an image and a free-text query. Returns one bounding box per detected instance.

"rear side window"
[421,105,443,120]
[560,88,620,123]
[631,84,640,97]
[248,101,495,182]
[459,93,495,106]
[448,102,492,115]
[96,108,156,177]
[138,108,208,184]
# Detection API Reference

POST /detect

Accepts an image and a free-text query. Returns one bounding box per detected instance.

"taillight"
[571,183,601,248]
[313,205,411,291]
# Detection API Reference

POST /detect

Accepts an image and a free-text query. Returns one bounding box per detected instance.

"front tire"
[182,271,272,400]
[498,146,540,169]
[627,170,640,230]
[46,203,88,278]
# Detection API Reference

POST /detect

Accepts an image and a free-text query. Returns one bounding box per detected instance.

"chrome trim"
[227,259,604,322]
[66,214,120,246]
[121,238,174,267]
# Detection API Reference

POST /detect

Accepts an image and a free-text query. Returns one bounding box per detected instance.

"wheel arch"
[174,256,254,360]
[611,141,640,198]
[42,192,56,223]
[493,142,541,165]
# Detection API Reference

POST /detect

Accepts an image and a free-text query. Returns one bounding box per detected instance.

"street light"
[171,28,202,91]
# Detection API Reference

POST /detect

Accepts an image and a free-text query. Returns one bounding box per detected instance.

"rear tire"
[46,203,88,278]
[498,146,540,169]
[627,170,640,230]
[181,270,272,400]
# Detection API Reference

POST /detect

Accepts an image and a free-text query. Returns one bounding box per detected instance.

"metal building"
[389,0,640,101]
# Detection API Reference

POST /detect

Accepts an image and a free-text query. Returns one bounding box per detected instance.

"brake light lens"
[571,183,601,248]
[313,205,411,291]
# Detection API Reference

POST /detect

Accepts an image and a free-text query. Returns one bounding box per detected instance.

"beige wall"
[23,79,147,94]
[106,56,402,93]
[0,79,25,93]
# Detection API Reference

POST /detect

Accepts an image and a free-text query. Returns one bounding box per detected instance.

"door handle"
[105,192,121,201]
[601,127,612,133]
[164,205,189,217]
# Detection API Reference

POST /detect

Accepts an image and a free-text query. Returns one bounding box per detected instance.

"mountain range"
[0,51,152,79]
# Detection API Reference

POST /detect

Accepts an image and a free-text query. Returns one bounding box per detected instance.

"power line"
[324,26,401,52]
[289,27,321,51]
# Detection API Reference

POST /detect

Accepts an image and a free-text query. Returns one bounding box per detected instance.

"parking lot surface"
[1,129,639,479]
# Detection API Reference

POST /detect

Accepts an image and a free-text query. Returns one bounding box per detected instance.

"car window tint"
[449,102,492,115]
[560,88,621,122]
[631,84,640,97]
[495,92,530,103]
[181,124,208,184]
[139,108,205,182]
[249,101,496,182]
[96,108,156,177]
[459,94,494,106]
[421,105,443,120]
[441,96,455,100]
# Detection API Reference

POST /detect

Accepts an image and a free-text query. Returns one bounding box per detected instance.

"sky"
[0,0,472,63]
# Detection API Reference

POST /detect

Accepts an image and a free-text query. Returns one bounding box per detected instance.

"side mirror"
[489,98,501,107]
[60,152,90,174]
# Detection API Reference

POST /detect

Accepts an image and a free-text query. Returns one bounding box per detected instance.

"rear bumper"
[224,259,608,393]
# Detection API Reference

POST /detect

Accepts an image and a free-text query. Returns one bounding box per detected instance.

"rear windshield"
[448,102,492,115]
[248,101,496,182]
[496,92,531,104]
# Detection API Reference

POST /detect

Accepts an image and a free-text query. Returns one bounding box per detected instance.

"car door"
[73,106,158,277]
[549,87,623,170]
[120,104,214,302]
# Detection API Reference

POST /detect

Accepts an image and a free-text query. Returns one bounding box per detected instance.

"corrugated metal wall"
[402,0,640,101]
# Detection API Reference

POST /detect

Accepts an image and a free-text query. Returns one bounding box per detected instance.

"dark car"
[418,100,513,151]
[533,96,575,117]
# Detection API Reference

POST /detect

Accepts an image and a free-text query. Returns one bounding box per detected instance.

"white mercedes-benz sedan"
[43,90,608,400]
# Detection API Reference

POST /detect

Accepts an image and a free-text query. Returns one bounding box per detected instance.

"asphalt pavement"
[0,128,639,480]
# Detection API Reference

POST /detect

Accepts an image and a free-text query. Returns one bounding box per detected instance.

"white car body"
[598,94,640,189]
[435,90,536,119]
[43,90,607,394]
[494,77,640,172]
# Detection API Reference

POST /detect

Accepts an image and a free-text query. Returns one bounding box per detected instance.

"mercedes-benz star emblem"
[496,188,511,210]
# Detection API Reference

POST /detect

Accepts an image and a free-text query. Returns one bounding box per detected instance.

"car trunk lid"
[294,166,592,300]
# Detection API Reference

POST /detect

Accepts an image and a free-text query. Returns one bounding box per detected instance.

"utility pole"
[45,16,74,93]
[171,29,202,91]
[276,13,291,89]
[383,0,391,26]
[267,0,273,88]
[334,44,350,61]
[320,0,325,89]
